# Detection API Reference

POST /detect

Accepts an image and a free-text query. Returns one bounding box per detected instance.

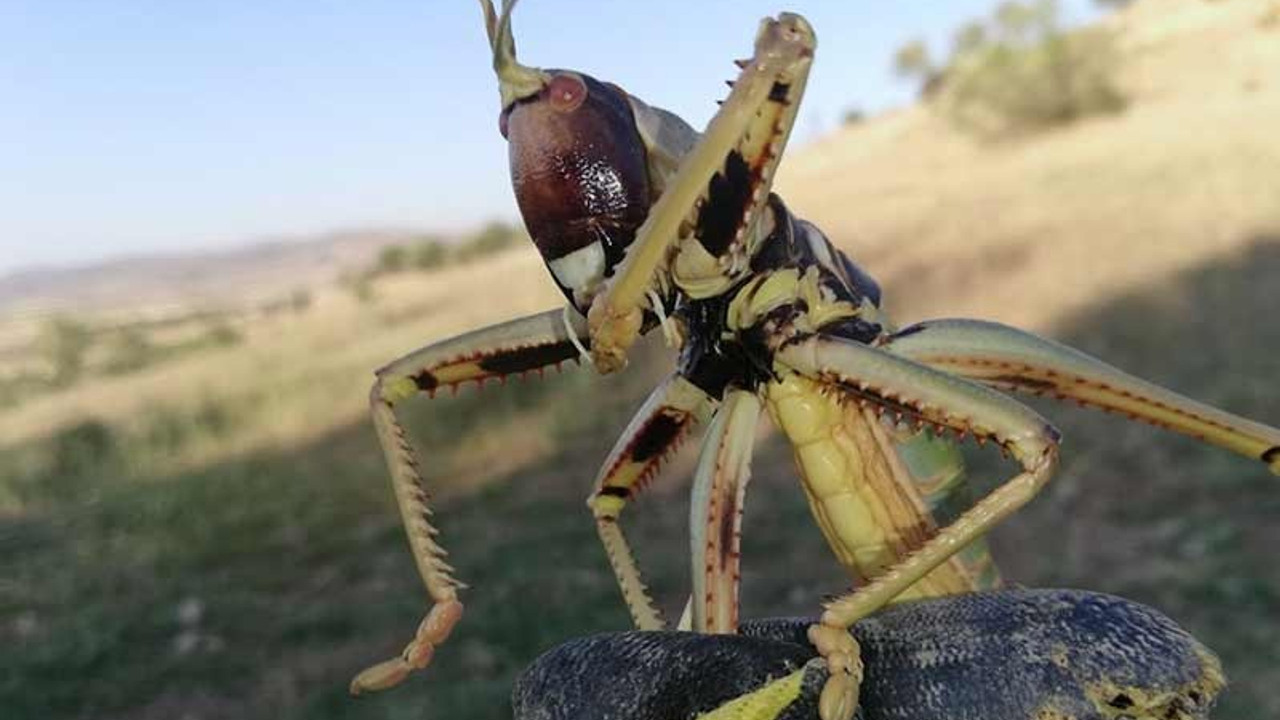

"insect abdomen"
[765,373,976,599]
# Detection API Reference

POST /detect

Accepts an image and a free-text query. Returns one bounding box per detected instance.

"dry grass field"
[1,1,1277,718]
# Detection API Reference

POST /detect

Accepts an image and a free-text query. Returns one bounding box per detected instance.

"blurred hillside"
[0,229,419,317]
[776,0,1280,327]
[1,1,1277,719]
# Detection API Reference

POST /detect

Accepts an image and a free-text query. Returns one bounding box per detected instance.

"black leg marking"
[818,317,882,345]
[696,150,753,257]
[890,323,930,340]
[412,371,440,391]
[631,413,687,463]
[476,341,581,375]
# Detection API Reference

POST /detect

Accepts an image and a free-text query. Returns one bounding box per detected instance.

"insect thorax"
[673,195,886,400]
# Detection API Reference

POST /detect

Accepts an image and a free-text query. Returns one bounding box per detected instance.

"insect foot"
[807,622,863,720]
[349,598,464,695]
[587,297,643,374]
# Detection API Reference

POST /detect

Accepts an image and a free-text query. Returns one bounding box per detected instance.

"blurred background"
[2,0,1278,718]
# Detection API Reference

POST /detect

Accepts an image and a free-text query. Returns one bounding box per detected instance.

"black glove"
[513,588,1223,720]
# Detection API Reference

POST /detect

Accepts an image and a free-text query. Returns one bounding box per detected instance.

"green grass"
[0,337,671,720]
[1,240,1277,719]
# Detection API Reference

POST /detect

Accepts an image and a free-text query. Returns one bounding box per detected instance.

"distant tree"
[472,221,519,253]
[893,38,934,81]
[1094,0,1135,8]
[412,237,449,270]
[994,0,1052,42]
[841,107,866,126]
[103,325,156,375]
[456,221,520,262]
[204,320,243,348]
[40,315,92,387]
[952,20,989,57]
[377,244,409,274]
[929,0,1126,136]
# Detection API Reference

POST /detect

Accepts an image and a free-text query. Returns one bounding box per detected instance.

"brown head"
[480,0,654,312]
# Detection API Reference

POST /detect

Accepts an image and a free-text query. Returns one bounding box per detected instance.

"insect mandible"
[351,3,1280,719]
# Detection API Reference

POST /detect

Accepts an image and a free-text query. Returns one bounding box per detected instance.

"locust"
[350,2,1280,718]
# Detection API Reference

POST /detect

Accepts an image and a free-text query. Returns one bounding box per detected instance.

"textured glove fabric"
[513,589,1222,720]
[512,627,822,720]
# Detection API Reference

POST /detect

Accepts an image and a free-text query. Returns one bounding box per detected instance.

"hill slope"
[776,0,1280,327]
[0,229,419,317]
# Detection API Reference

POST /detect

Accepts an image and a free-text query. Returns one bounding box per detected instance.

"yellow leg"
[775,334,1061,720]
[587,13,817,372]
[883,318,1280,475]
[588,373,712,630]
[351,307,590,694]
[820,447,1057,626]
[689,389,762,634]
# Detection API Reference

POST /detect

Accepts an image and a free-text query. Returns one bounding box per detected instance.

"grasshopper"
[352,2,1280,717]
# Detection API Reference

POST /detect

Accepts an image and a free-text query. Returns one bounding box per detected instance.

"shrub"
[897,0,1128,137]
[359,224,524,281]
[14,420,122,506]
[204,321,243,348]
[455,221,522,262]
[39,315,93,387]
[376,244,409,274]
[412,238,449,270]
[0,372,51,409]
[944,26,1127,135]
[102,326,157,376]
[893,38,935,81]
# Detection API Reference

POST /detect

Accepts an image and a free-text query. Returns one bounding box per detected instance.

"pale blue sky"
[0,1,1098,273]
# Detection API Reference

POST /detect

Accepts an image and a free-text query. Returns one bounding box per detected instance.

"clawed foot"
[350,599,464,695]
[807,622,863,720]
[586,297,643,374]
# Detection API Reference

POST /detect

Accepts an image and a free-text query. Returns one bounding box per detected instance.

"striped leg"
[351,307,589,694]
[689,389,763,634]
[587,14,816,372]
[883,318,1280,474]
[883,426,1003,592]
[588,374,712,630]
[775,334,1061,720]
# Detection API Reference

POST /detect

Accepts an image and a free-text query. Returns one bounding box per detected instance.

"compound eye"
[547,73,587,112]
